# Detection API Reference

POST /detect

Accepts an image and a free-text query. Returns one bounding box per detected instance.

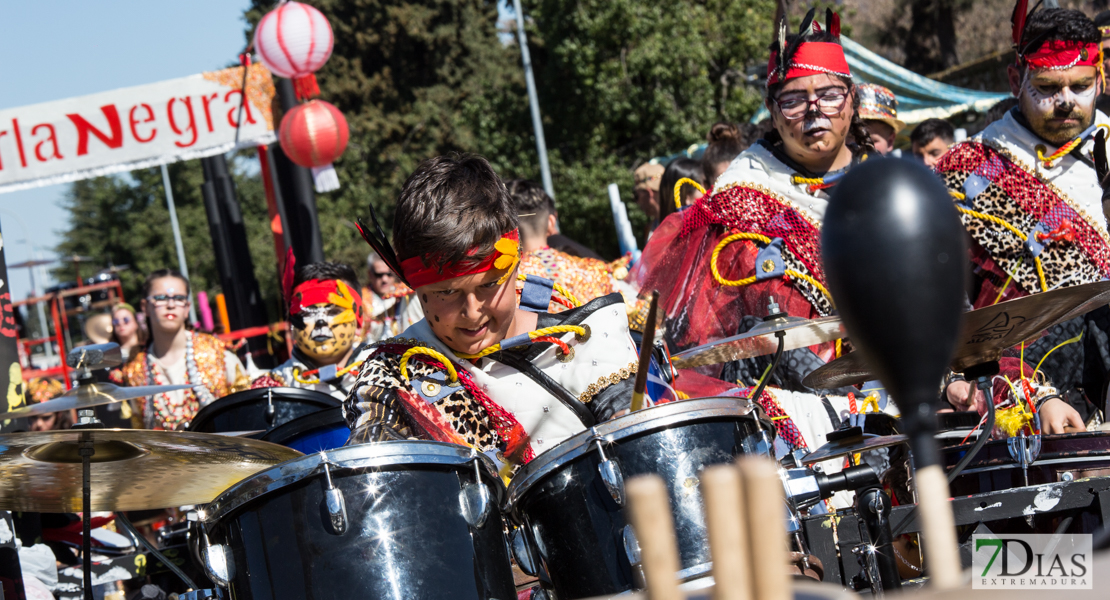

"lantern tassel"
[293,74,321,101]
[312,163,340,193]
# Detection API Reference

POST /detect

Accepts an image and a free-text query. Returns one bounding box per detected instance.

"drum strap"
[487,351,596,427]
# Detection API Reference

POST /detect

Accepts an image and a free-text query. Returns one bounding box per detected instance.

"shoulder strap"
[487,351,596,427]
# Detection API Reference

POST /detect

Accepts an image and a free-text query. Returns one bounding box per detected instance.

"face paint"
[1019,67,1098,146]
[292,302,358,364]
[802,115,834,133]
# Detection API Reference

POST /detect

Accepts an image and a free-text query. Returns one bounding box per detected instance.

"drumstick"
[737,457,791,600]
[631,290,660,412]
[626,474,682,600]
[913,464,962,589]
[700,464,752,600]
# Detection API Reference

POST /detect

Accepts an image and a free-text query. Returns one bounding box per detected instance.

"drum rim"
[505,397,760,509]
[203,440,504,523]
[188,386,340,432]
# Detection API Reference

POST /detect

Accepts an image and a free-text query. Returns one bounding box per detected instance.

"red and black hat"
[767,8,852,86]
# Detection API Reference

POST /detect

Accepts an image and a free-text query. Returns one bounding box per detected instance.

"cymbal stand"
[853,485,900,595]
[72,408,103,600]
[748,297,788,404]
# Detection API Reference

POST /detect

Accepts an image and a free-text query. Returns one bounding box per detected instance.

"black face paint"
[434,314,440,322]
[422,294,429,303]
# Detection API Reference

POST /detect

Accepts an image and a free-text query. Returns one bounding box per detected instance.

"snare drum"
[200,441,516,600]
[188,387,339,435]
[944,431,1110,497]
[505,397,771,599]
[260,407,349,453]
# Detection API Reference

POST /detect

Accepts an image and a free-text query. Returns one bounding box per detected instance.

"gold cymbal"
[84,314,113,345]
[0,429,301,512]
[802,433,908,465]
[672,316,845,369]
[803,280,1110,389]
[0,382,195,420]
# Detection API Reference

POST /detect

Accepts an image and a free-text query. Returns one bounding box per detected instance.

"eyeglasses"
[112,316,132,326]
[371,271,394,279]
[148,294,190,307]
[772,89,850,121]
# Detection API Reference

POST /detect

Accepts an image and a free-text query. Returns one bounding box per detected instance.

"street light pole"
[161,163,198,325]
[511,0,555,199]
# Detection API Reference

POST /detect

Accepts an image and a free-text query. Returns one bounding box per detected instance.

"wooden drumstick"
[626,474,683,600]
[914,464,962,589]
[738,456,791,600]
[631,290,660,412]
[700,464,752,600]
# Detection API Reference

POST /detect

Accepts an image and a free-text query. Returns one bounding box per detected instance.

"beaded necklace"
[144,331,214,430]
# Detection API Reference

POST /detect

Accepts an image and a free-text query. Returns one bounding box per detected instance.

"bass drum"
[188,387,338,435]
[261,407,349,454]
[200,441,516,600]
[505,397,772,599]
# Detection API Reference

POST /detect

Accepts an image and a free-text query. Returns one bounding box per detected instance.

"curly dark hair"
[764,31,875,157]
[1020,8,1099,55]
[392,154,517,271]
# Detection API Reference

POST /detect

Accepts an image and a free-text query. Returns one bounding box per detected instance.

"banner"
[0,64,277,194]
[0,226,24,431]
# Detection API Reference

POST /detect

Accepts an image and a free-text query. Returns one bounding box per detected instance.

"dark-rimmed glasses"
[148,294,189,307]
[772,89,849,121]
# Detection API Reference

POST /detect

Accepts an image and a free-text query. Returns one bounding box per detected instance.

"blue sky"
[0,0,254,300]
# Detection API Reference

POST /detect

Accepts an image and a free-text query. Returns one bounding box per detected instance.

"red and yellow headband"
[1021,39,1102,70]
[767,42,852,86]
[400,229,521,289]
[290,279,364,329]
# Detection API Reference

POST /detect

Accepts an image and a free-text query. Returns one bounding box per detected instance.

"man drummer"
[935,4,1110,433]
[344,154,641,468]
[632,9,889,475]
[253,262,373,400]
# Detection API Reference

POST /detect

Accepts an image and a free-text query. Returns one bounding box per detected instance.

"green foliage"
[58,0,777,304]
[54,157,284,320]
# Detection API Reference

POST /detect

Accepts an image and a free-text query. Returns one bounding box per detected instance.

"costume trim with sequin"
[936,140,1110,298]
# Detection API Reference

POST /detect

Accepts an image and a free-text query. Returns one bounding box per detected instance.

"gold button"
[421,380,441,396]
[761,259,776,273]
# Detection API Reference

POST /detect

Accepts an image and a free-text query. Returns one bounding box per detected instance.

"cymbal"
[672,316,845,369]
[802,281,1110,389]
[8,258,55,269]
[802,433,908,465]
[0,382,194,420]
[84,314,113,344]
[62,255,97,263]
[0,429,301,512]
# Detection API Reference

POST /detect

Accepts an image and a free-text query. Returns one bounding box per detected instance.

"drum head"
[261,407,349,454]
[188,387,339,435]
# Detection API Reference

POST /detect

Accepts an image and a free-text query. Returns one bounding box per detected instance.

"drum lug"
[196,526,234,588]
[319,453,348,535]
[460,452,492,528]
[510,527,538,577]
[593,438,625,506]
[264,388,276,427]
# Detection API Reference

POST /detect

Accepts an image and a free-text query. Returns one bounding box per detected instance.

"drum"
[943,431,1110,497]
[188,387,338,435]
[260,407,349,453]
[505,397,771,599]
[200,441,516,600]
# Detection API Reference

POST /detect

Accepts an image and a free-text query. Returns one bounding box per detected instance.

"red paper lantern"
[279,100,350,168]
[253,1,334,79]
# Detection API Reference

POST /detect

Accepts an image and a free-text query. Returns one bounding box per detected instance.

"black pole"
[80,436,93,600]
[272,77,324,265]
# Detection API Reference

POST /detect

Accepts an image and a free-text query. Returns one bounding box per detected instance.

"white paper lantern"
[253,1,334,79]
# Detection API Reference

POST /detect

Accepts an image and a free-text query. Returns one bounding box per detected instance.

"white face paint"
[1022,70,1097,109]
[802,115,834,133]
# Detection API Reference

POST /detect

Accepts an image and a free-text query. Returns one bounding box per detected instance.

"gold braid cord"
[710,232,834,306]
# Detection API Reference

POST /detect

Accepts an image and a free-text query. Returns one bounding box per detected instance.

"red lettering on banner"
[167,97,198,148]
[11,119,27,167]
[0,131,8,170]
[224,90,256,128]
[201,93,218,133]
[66,105,124,156]
[128,104,157,143]
[31,124,63,162]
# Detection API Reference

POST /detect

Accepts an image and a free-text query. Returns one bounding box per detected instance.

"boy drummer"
[344,154,640,467]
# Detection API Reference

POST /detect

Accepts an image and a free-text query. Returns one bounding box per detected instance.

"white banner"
[0,64,277,194]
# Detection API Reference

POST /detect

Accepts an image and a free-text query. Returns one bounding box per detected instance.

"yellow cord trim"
[453,324,589,360]
[709,232,834,304]
[951,196,1049,293]
[400,346,459,384]
[1033,331,1083,381]
[516,272,582,308]
[673,177,706,210]
[291,360,364,385]
[1036,137,1084,169]
[791,175,824,186]
[835,338,842,359]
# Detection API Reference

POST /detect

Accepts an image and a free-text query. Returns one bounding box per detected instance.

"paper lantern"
[253,1,334,79]
[279,100,349,168]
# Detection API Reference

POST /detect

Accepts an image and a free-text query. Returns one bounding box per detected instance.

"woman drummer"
[632,9,881,490]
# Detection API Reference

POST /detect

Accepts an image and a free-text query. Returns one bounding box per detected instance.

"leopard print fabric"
[938,142,1110,294]
[343,347,498,451]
